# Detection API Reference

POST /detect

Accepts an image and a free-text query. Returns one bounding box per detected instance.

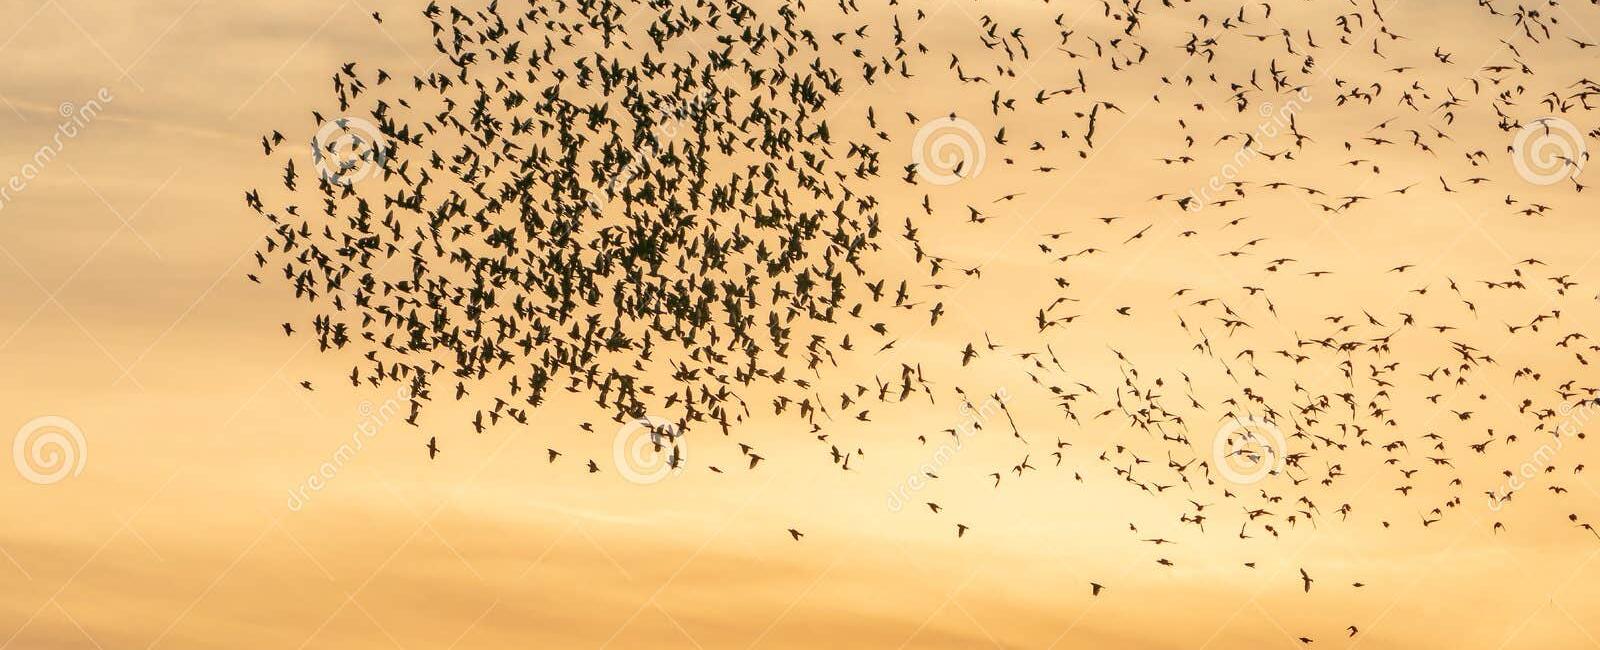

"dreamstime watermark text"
[1487,399,1594,512]
[286,386,412,511]
[886,388,1011,512]
[0,87,114,213]
[1184,88,1313,212]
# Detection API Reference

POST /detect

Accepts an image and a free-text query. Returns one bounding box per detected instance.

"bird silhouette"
[242,0,1600,638]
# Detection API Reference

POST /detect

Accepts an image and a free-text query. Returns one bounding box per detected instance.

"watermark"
[309,116,390,186]
[286,385,411,511]
[886,388,1011,512]
[911,116,986,185]
[1511,116,1586,186]
[612,415,685,485]
[0,87,114,213]
[1486,399,1594,512]
[1212,415,1285,485]
[13,416,88,485]
[591,91,716,210]
[1183,88,1313,212]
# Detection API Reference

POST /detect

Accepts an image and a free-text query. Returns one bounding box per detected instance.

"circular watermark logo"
[912,116,986,185]
[14,416,87,485]
[1212,416,1284,485]
[612,415,684,485]
[310,116,389,185]
[1512,117,1585,186]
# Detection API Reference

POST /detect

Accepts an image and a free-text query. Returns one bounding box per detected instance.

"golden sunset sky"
[3,0,1600,648]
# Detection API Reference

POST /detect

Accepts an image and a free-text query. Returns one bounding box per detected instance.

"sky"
[3,0,1600,648]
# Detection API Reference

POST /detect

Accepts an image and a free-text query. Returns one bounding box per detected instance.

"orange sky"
[3,0,1600,648]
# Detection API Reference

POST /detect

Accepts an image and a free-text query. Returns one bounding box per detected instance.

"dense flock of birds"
[245,0,1600,642]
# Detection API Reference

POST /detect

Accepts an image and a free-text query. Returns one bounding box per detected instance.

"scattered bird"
[242,0,1600,637]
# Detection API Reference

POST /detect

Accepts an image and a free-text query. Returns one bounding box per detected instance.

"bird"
[239,0,1600,638]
